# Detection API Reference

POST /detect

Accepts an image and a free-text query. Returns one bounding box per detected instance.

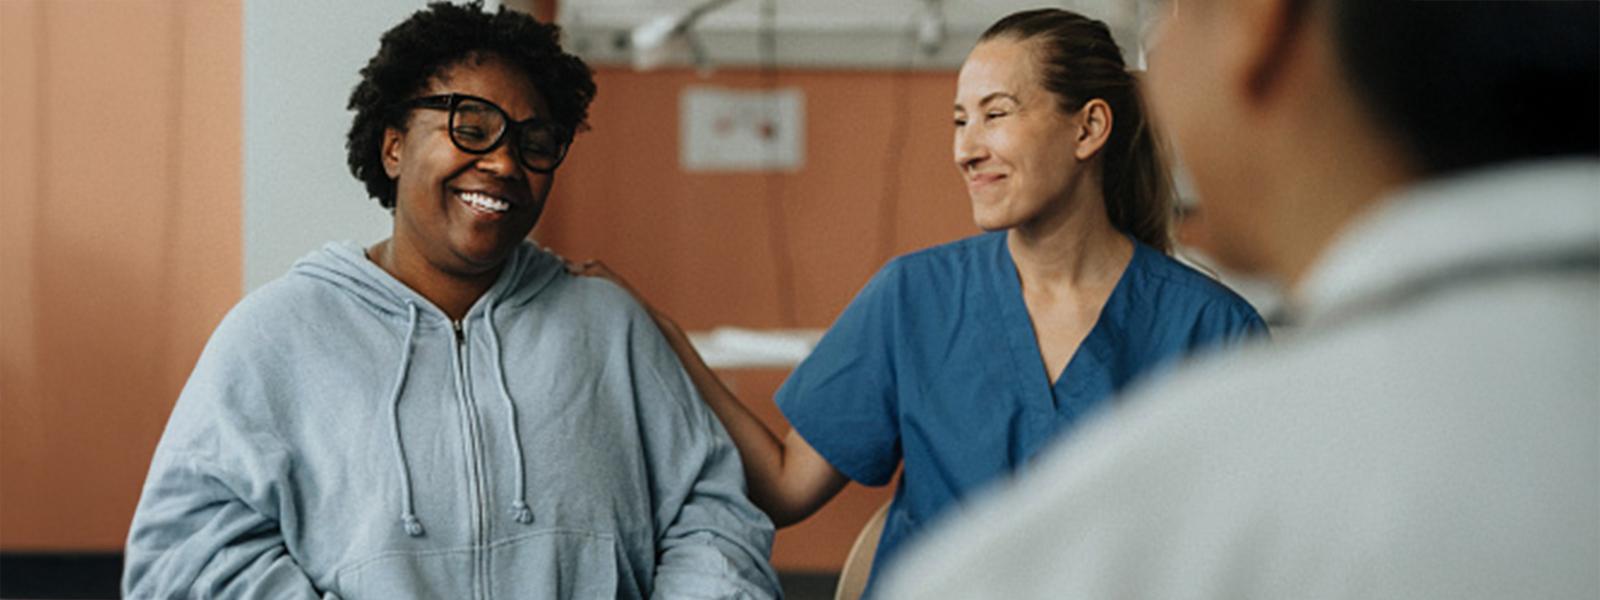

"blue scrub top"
[776,231,1266,589]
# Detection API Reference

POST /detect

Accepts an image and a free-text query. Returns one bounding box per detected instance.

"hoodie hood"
[290,240,565,322]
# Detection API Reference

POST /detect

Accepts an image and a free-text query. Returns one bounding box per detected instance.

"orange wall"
[0,0,242,550]
[536,67,974,331]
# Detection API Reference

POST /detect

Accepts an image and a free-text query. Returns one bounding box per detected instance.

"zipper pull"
[452,319,465,344]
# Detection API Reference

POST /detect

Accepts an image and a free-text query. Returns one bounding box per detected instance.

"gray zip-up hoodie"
[124,240,781,599]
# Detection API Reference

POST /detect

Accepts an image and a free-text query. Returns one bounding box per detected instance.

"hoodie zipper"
[451,319,491,600]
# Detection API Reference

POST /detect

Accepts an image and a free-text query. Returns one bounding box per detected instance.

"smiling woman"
[574,7,1268,596]
[341,3,594,317]
[372,55,561,312]
[121,2,782,598]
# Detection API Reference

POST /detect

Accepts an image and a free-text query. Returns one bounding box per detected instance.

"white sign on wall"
[680,86,805,172]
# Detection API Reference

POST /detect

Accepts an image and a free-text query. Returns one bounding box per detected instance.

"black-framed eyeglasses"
[399,93,572,174]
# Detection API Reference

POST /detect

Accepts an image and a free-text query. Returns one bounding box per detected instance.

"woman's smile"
[452,187,514,220]
[965,171,1008,191]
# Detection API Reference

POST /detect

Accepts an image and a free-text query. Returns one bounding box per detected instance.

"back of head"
[345,1,596,209]
[982,9,1176,254]
[1333,0,1599,174]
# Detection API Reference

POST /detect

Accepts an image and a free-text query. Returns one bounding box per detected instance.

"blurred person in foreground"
[878,1,1599,598]
[123,3,778,598]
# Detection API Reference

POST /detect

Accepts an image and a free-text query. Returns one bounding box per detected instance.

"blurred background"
[0,0,1276,597]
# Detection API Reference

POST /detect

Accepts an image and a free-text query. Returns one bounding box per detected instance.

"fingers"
[577,261,630,294]
[539,246,607,278]
[564,258,607,277]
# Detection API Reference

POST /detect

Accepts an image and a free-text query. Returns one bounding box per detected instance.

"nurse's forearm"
[651,315,782,470]
[647,312,846,527]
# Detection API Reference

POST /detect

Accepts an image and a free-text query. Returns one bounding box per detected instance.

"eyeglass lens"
[449,97,566,172]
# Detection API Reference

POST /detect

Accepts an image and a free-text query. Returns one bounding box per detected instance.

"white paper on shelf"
[686,327,826,369]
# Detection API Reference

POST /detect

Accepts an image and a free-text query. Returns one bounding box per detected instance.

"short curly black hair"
[346,1,596,208]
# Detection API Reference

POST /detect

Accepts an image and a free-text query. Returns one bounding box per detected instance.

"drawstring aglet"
[402,513,425,537]
[511,500,534,524]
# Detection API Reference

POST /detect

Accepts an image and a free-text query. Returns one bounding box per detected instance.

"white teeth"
[458,191,510,213]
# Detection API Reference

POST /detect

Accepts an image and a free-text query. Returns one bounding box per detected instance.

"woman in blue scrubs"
[579,8,1265,591]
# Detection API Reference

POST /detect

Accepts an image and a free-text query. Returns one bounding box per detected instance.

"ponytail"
[1103,73,1174,254]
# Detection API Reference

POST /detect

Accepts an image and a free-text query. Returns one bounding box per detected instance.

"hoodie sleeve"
[124,315,325,599]
[624,312,782,600]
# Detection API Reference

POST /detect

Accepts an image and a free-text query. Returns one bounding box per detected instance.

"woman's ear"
[1074,98,1114,161]
[382,127,404,178]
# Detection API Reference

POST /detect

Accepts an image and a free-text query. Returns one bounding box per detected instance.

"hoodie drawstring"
[387,303,425,537]
[484,301,536,525]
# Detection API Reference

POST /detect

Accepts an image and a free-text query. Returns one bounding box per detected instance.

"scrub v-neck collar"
[988,232,1141,416]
